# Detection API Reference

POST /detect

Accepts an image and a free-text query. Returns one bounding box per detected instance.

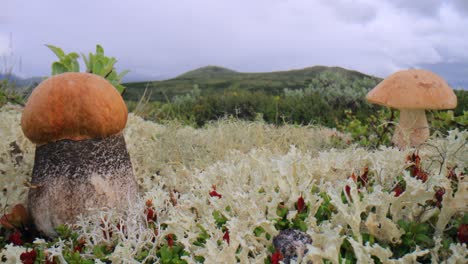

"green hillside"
[123,65,380,101]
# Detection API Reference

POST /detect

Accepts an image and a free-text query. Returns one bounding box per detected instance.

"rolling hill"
[0,73,43,88]
[122,65,380,101]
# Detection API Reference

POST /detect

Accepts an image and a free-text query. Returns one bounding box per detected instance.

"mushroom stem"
[28,133,137,237]
[393,109,429,149]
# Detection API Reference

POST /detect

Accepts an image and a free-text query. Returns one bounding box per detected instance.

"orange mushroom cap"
[366,69,457,110]
[21,72,128,144]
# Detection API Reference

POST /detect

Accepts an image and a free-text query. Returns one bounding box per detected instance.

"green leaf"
[107,70,118,81]
[96,44,104,55]
[93,245,108,259]
[293,219,308,232]
[414,223,430,234]
[55,224,73,238]
[71,60,80,72]
[276,204,288,218]
[101,63,116,78]
[254,226,266,237]
[114,83,126,94]
[118,69,130,79]
[135,250,150,261]
[194,256,205,263]
[68,52,80,60]
[159,246,173,261]
[212,210,228,228]
[81,52,90,70]
[93,59,104,76]
[51,62,68,75]
[46,44,65,59]
[87,53,95,73]
[397,219,409,231]
[415,234,432,244]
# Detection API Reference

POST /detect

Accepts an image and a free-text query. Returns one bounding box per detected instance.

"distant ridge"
[0,73,43,96]
[177,66,239,79]
[174,65,373,80]
[123,65,380,101]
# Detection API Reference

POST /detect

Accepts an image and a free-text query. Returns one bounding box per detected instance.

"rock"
[273,228,313,264]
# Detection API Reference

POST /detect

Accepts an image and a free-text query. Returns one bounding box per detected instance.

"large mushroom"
[21,72,138,237]
[366,69,457,149]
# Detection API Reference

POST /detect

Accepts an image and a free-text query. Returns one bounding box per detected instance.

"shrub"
[46,44,129,93]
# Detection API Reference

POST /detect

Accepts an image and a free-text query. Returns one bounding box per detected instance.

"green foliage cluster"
[336,108,467,148]
[46,44,129,93]
[274,200,309,232]
[46,45,81,74]
[0,79,25,107]
[127,71,381,128]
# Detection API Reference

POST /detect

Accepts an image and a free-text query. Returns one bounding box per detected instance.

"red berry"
[296,194,306,213]
[271,249,283,264]
[20,249,37,264]
[358,167,369,186]
[73,245,83,253]
[209,185,222,198]
[9,230,23,245]
[447,168,458,181]
[415,170,428,183]
[345,185,351,197]
[73,238,86,253]
[434,187,445,207]
[223,229,230,245]
[414,155,421,167]
[393,184,404,197]
[349,172,357,182]
[146,208,156,222]
[458,224,468,244]
[166,234,174,247]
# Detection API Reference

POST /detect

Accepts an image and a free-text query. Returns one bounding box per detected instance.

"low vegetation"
[0,105,466,263]
[0,45,466,263]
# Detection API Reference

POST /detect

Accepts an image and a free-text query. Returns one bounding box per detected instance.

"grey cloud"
[451,0,468,15]
[390,0,443,16]
[320,0,377,24]
[419,61,468,89]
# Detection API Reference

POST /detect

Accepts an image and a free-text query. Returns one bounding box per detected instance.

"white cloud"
[1,0,467,85]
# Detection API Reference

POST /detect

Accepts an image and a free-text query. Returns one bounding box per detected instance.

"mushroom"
[21,72,138,237]
[366,69,457,149]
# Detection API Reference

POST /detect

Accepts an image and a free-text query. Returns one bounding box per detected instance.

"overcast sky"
[1,0,468,87]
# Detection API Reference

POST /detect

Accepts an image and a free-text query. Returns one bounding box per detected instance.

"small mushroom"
[366,69,457,149]
[21,72,138,237]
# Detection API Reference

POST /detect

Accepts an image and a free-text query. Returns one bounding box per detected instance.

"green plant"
[429,110,468,134]
[82,45,129,94]
[336,108,395,148]
[0,79,25,107]
[157,243,189,264]
[273,195,310,232]
[46,44,81,74]
[46,44,129,93]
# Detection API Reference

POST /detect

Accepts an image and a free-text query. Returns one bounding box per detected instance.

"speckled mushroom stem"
[28,133,138,237]
[393,109,429,149]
